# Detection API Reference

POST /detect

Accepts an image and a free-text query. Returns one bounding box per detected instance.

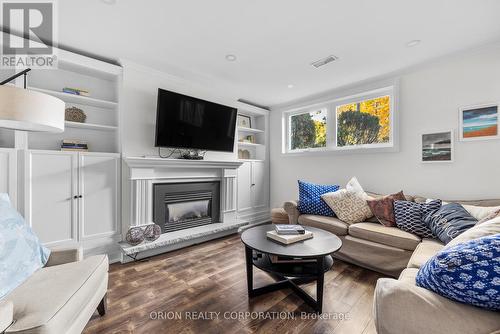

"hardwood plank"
[84,234,384,334]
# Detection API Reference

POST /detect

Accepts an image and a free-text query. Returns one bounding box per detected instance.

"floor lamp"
[0,68,65,133]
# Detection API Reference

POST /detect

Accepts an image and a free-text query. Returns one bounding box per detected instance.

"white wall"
[119,61,240,160]
[269,43,500,208]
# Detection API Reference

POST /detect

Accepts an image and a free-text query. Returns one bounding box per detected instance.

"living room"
[0,1,499,334]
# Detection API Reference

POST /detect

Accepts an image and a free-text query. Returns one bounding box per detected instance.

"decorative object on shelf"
[62,87,90,97]
[237,114,251,128]
[0,68,65,132]
[125,226,144,246]
[61,139,89,151]
[144,224,161,241]
[421,130,453,163]
[459,103,498,141]
[65,106,86,123]
[238,149,250,159]
[242,135,255,143]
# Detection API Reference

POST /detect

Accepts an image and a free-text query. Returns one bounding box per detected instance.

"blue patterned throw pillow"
[416,234,500,310]
[0,194,50,299]
[394,199,441,238]
[423,203,478,244]
[297,180,339,216]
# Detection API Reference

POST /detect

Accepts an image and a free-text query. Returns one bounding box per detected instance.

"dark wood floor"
[84,234,384,334]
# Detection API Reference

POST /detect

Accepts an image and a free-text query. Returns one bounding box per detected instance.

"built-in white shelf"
[28,86,118,109]
[237,142,264,148]
[65,121,118,131]
[237,126,264,134]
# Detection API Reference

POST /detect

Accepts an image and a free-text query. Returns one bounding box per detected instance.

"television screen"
[155,89,237,152]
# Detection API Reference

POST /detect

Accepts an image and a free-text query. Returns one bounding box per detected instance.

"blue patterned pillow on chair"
[416,234,500,310]
[297,180,339,216]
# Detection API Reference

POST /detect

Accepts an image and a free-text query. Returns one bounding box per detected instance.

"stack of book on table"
[61,139,88,152]
[266,224,313,245]
[62,87,90,97]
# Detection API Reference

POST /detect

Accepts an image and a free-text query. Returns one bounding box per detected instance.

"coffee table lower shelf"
[245,246,334,313]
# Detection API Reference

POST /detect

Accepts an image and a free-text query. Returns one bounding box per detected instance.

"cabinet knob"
[73,195,78,199]
[79,195,83,198]
[251,183,256,186]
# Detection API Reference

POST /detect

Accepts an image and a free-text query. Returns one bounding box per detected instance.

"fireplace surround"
[120,157,246,261]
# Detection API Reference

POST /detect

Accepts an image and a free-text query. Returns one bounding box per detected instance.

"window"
[284,86,395,154]
[289,109,327,150]
[336,95,391,148]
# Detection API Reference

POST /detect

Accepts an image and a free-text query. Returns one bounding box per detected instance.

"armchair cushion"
[6,255,108,333]
[45,247,83,267]
[0,300,13,333]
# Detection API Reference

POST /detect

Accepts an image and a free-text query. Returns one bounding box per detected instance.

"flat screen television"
[155,88,237,152]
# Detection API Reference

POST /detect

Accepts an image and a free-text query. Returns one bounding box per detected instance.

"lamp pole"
[0,68,32,89]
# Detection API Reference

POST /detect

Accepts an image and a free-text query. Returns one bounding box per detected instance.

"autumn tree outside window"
[284,86,395,154]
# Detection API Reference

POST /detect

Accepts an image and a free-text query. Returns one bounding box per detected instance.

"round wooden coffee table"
[240,225,342,313]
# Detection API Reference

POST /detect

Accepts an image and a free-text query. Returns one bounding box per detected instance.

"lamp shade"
[0,85,65,132]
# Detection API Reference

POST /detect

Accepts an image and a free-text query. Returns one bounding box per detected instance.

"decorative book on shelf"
[266,230,313,245]
[62,87,90,97]
[61,139,88,152]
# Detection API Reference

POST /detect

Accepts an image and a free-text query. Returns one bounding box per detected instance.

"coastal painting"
[421,130,453,163]
[460,104,499,141]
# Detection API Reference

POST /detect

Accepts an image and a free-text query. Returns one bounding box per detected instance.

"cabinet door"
[79,154,119,240]
[28,151,77,246]
[0,149,16,207]
[251,161,267,209]
[237,162,253,212]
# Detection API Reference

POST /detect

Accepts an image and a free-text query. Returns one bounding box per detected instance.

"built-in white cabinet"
[0,148,17,207]
[237,161,269,223]
[25,150,121,259]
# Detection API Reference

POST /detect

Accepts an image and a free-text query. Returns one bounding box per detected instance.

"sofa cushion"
[298,214,348,236]
[297,180,339,216]
[416,234,500,311]
[348,222,421,251]
[407,239,444,269]
[445,216,500,249]
[6,255,108,333]
[398,268,419,284]
[374,278,500,334]
[394,200,440,238]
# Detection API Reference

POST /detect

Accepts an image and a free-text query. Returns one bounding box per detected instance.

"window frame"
[282,84,398,155]
[286,107,329,153]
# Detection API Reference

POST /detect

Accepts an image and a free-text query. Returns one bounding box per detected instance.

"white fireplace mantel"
[123,157,244,242]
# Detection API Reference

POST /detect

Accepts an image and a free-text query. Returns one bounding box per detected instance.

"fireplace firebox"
[153,182,220,233]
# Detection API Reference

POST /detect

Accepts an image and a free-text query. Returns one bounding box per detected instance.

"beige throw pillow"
[445,216,500,249]
[321,177,373,224]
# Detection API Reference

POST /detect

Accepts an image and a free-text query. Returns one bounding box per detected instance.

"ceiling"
[54,0,500,107]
